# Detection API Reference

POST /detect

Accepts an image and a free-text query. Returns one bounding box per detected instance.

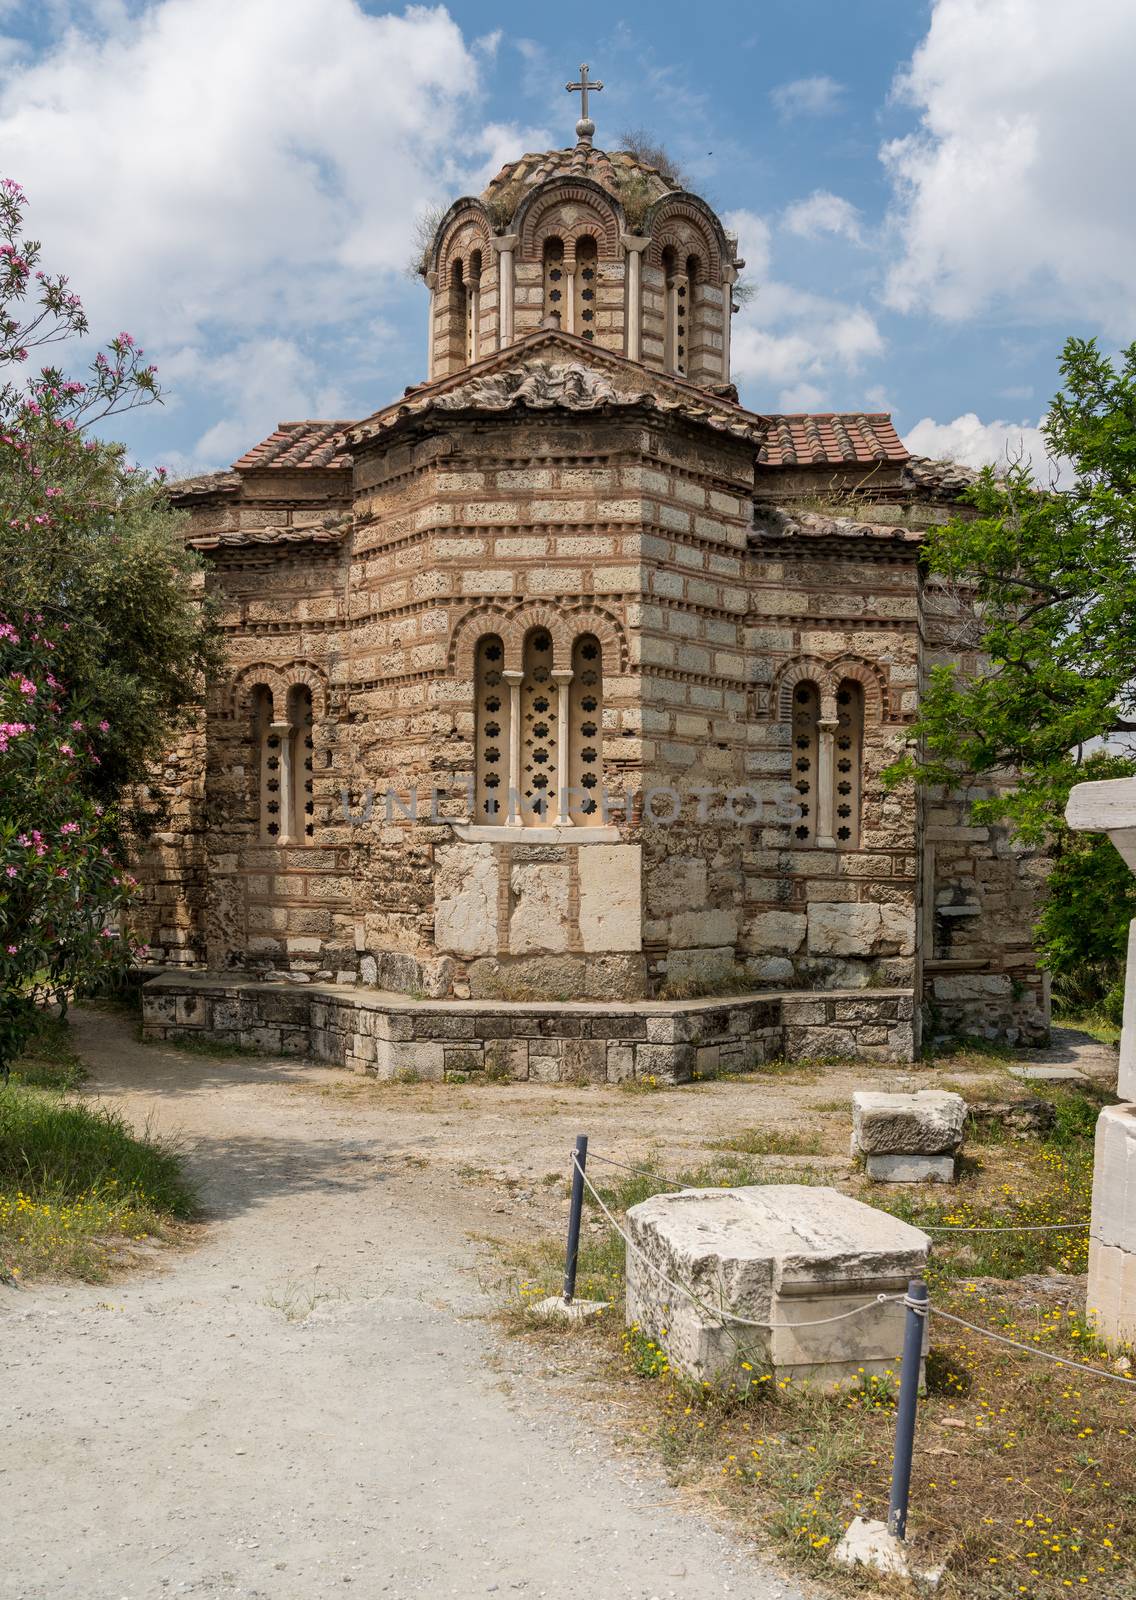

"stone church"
[138,77,1049,1076]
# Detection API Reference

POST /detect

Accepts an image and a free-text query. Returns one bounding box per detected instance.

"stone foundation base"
[141,972,916,1081]
[1088,1103,1136,1344]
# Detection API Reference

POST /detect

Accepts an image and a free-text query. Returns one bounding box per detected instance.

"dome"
[480,145,678,231]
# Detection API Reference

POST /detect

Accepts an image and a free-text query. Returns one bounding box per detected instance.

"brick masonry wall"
[135,390,1047,1049]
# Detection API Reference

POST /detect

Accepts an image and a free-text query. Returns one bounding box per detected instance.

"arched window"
[574,237,598,342]
[467,250,482,363]
[543,238,565,328]
[833,679,864,848]
[790,682,819,845]
[448,258,466,368]
[474,635,510,823]
[520,629,559,824]
[287,685,314,844]
[662,246,690,376]
[569,635,603,821]
[685,254,701,376]
[252,685,279,843]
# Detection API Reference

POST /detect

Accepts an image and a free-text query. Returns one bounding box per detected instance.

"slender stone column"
[491,234,518,349]
[565,266,577,335]
[816,698,839,850]
[620,233,649,362]
[552,670,574,824]
[503,669,524,828]
[469,284,481,363]
[269,720,294,845]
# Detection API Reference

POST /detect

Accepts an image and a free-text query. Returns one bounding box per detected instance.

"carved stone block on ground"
[625,1184,929,1388]
[852,1090,966,1158]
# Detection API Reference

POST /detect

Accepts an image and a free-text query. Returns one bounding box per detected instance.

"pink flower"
[98,719,109,732]
[59,742,73,756]
[57,867,68,879]
[60,821,79,834]
[70,720,83,732]
[5,866,16,878]
[5,945,16,955]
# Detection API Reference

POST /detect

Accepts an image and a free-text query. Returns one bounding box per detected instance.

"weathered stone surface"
[577,844,641,954]
[807,904,881,957]
[625,1184,929,1387]
[864,1152,955,1184]
[434,842,498,958]
[509,864,570,955]
[852,1090,966,1156]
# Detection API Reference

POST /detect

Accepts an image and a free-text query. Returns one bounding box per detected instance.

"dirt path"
[0,1007,810,1600]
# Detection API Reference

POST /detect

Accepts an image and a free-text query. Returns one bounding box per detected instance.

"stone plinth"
[624,1184,930,1388]
[140,972,916,1079]
[852,1089,966,1183]
[1066,777,1136,1344]
[1088,1104,1136,1342]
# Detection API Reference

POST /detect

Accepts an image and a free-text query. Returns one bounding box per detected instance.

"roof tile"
[231,421,353,472]
[758,412,908,468]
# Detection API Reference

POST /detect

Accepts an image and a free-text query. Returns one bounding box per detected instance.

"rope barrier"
[924,1220,1090,1234]
[928,1306,1136,1386]
[586,1147,1090,1236]
[576,1148,1135,1389]
[575,1155,905,1332]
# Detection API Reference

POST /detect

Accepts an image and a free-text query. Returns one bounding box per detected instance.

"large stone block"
[509,863,570,955]
[626,1185,929,1387]
[578,844,641,954]
[807,903,881,956]
[434,843,498,958]
[852,1091,966,1157]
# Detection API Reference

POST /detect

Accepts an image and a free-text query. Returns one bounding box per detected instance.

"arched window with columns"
[472,625,606,828]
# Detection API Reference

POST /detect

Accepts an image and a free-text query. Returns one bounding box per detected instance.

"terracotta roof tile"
[231,421,354,472]
[758,412,909,468]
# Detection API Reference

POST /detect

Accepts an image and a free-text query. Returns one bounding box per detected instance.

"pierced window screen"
[474,635,510,823]
[569,635,603,822]
[253,686,279,843]
[790,682,819,845]
[834,680,864,848]
[543,238,565,327]
[520,630,559,825]
[287,685,314,843]
[574,237,598,342]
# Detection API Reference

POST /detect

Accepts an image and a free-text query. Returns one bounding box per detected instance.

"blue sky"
[1,0,1133,477]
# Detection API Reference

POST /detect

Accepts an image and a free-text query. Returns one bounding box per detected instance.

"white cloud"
[903,411,1067,482]
[782,191,864,246]
[770,75,844,119]
[0,0,486,340]
[883,0,1136,334]
[725,209,885,407]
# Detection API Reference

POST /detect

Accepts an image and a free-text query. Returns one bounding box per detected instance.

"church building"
[138,73,1049,1076]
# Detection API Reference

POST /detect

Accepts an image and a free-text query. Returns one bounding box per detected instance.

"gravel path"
[0,1007,809,1600]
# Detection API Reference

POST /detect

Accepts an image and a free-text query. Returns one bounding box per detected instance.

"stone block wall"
[141,974,916,1077]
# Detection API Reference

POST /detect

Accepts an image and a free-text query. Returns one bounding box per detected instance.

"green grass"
[711,1127,825,1158]
[0,1018,197,1281]
[1052,1009,1123,1047]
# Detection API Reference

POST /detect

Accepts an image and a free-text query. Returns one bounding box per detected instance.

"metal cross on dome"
[566,63,603,144]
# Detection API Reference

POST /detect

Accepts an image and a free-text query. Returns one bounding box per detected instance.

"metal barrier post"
[562,1134,589,1304]
[887,1278,928,1540]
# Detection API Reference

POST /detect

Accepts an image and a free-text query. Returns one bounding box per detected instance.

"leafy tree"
[0,177,217,1072]
[890,338,1136,1015]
